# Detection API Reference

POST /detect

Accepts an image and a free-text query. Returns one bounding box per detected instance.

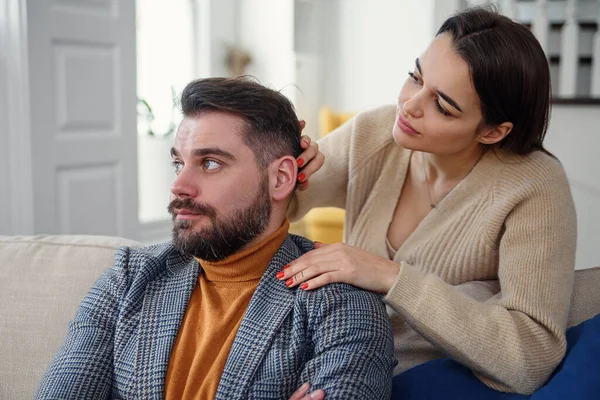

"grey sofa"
[1,234,599,399]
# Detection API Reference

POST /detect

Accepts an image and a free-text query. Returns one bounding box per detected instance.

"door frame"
[1,0,34,234]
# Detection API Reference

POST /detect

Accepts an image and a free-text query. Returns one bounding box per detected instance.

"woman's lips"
[397,114,420,136]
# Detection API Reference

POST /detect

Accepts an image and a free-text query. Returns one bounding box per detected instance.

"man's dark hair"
[180,76,302,167]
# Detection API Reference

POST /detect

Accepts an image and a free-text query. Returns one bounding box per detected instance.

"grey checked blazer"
[37,234,396,399]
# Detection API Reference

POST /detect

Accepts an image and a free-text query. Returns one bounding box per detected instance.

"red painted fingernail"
[285,278,294,287]
[297,158,305,167]
[283,264,291,269]
[300,283,309,290]
[276,271,285,279]
[298,173,306,182]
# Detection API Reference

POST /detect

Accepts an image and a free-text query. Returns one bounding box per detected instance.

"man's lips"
[174,209,202,219]
[175,208,197,215]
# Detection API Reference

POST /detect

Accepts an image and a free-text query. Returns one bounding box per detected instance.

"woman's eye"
[408,71,420,84]
[172,161,183,174]
[203,160,220,171]
[435,101,452,117]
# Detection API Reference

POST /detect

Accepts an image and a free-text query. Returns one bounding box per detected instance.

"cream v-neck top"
[288,105,577,395]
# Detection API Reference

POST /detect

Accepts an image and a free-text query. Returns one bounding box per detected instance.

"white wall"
[192,0,296,99]
[433,0,461,33]
[194,0,438,136]
[193,0,237,78]
[238,0,296,100]
[136,0,194,224]
[325,0,435,112]
[544,105,600,270]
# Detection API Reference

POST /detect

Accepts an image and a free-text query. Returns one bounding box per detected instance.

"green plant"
[137,86,178,136]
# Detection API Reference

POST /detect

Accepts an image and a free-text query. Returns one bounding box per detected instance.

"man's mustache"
[167,198,217,218]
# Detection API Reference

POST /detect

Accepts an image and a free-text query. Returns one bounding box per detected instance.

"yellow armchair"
[301,107,354,244]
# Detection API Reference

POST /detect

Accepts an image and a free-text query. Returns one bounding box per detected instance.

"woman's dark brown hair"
[438,6,552,155]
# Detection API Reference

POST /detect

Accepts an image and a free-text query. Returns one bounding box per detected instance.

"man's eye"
[203,160,220,171]
[172,161,183,174]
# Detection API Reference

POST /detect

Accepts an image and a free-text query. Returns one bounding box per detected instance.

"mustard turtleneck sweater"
[165,220,290,400]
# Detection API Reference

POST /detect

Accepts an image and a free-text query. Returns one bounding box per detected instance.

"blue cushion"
[391,313,600,399]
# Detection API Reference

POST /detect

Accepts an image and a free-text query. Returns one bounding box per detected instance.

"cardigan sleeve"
[299,284,397,399]
[36,247,133,400]
[287,104,397,221]
[384,162,577,395]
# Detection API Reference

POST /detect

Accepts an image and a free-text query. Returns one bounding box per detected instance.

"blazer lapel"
[133,249,200,399]
[216,235,304,399]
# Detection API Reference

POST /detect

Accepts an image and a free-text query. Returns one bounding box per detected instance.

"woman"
[280,6,577,396]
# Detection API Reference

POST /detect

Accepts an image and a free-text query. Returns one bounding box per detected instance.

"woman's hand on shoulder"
[276,242,400,293]
[296,120,325,191]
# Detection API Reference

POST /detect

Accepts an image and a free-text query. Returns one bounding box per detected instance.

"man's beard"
[168,175,271,262]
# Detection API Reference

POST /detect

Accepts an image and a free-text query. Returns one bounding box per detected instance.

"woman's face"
[393,34,488,155]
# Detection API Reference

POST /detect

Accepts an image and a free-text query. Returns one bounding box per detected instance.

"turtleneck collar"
[195,219,290,283]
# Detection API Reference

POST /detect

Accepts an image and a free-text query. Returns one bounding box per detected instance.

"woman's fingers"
[299,273,337,291]
[299,134,310,147]
[297,148,324,184]
[295,131,325,188]
[296,140,317,170]
[276,264,312,287]
[286,264,323,288]
[297,180,309,191]
[276,248,339,289]
[299,120,307,134]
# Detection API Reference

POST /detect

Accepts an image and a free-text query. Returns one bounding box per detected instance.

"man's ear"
[270,156,297,202]
[477,122,513,145]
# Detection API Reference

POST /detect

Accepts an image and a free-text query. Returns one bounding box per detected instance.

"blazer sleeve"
[36,246,133,400]
[299,285,397,399]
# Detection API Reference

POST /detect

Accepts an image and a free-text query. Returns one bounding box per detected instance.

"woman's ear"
[270,156,297,202]
[477,122,513,145]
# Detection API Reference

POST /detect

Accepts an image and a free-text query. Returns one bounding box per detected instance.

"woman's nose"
[402,89,425,119]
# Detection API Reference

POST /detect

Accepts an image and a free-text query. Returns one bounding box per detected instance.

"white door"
[26,0,139,239]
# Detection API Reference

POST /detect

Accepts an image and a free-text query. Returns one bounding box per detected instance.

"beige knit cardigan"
[288,105,577,394]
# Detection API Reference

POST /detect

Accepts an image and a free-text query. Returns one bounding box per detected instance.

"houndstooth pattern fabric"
[36,234,396,399]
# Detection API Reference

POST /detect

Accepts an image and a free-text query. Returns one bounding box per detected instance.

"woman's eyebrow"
[415,58,464,113]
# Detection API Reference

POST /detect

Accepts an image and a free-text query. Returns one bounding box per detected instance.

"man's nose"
[170,167,198,199]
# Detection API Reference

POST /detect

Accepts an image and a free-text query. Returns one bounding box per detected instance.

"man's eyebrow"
[192,148,236,160]
[170,147,236,160]
[415,58,464,113]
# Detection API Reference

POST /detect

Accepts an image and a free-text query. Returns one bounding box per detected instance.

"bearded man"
[37,77,395,400]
